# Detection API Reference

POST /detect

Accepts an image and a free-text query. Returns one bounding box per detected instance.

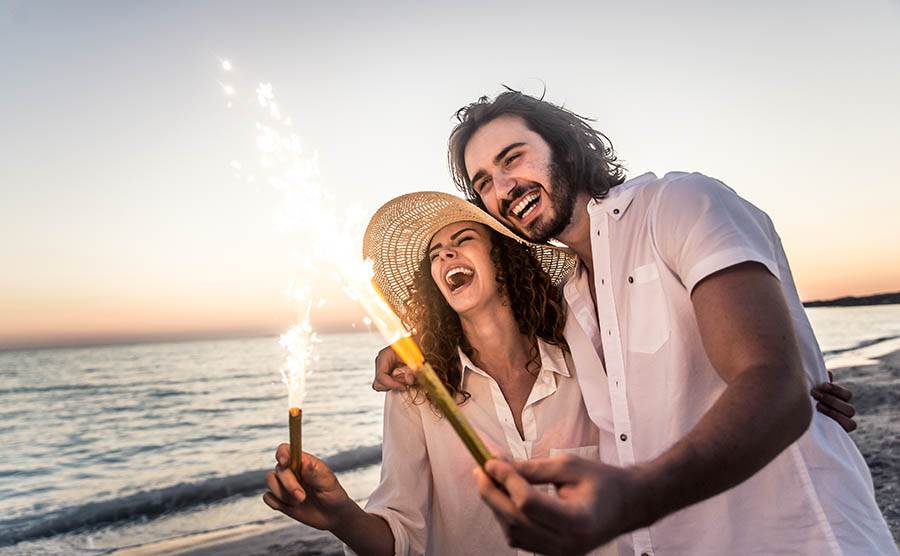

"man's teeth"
[512,192,540,219]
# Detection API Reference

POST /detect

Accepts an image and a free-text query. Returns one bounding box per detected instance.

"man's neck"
[460,301,532,379]
[555,193,594,273]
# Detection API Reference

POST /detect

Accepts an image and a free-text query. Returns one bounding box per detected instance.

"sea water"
[1,306,899,553]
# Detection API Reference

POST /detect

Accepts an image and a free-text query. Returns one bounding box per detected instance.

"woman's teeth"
[445,266,474,291]
[512,191,540,219]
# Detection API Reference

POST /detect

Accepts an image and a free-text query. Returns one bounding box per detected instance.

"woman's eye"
[505,153,520,165]
[458,237,471,244]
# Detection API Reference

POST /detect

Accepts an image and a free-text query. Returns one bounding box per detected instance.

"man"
[374,91,895,555]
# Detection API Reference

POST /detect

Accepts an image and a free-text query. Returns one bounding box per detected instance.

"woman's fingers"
[816,402,858,432]
[274,464,306,503]
[262,492,288,513]
[811,388,856,417]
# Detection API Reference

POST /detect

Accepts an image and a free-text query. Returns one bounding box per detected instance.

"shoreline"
[117,349,900,555]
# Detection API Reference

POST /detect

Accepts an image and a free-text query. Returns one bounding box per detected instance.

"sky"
[1,0,899,349]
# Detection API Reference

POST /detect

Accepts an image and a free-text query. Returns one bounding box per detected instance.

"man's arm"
[633,261,812,521]
[476,262,813,554]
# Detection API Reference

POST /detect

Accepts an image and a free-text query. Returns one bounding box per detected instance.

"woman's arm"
[264,447,394,556]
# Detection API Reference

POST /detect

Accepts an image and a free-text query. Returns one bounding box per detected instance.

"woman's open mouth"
[445,265,475,293]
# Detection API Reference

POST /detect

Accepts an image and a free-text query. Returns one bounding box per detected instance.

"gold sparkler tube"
[289,407,302,479]
[390,335,493,468]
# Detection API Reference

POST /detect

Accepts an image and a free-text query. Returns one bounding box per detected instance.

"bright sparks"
[220,59,414,408]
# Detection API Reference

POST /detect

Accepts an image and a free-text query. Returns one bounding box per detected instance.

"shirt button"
[596,230,601,236]
[613,208,620,215]
[640,553,650,556]
[600,278,605,285]
[628,276,634,283]
[620,433,628,441]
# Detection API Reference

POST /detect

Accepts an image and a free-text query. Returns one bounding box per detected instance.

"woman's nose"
[439,248,456,260]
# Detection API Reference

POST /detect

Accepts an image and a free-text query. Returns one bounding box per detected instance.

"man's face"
[463,115,576,242]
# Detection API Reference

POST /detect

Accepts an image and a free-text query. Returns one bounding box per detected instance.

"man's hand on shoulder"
[373,345,414,392]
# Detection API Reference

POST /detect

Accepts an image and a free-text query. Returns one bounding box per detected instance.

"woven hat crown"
[363,191,575,314]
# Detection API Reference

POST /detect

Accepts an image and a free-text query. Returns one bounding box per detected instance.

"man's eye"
[505,153,520,166]
[479,177,492,192]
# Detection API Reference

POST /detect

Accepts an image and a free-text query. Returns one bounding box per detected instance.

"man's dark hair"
[448,89,627,204]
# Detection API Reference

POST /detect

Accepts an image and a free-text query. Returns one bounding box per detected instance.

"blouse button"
[620,433,628,442]
[613,208,620,215]
[628,276,634,284]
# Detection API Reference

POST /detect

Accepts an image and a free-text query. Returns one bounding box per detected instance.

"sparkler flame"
[219,59,413,407]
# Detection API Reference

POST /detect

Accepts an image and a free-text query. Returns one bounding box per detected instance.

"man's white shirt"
[562,171,896,555]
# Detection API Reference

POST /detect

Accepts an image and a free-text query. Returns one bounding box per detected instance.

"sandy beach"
[114,349,900,555]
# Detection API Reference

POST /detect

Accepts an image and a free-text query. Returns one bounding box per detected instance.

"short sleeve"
[651,173,780,293]
[344,391,432,556]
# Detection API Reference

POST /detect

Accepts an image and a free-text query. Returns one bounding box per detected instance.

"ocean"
[2,305,899,554]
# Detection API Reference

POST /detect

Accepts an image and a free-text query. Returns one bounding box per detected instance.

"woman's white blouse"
[355,340,610,556]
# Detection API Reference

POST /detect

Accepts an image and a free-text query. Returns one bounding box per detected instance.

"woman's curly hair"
[400,228,568,410]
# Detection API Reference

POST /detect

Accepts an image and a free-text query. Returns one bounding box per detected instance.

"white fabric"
[352,340,615,556]
[563,171,897,555]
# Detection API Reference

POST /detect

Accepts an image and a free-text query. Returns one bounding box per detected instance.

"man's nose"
[493,173,518,201]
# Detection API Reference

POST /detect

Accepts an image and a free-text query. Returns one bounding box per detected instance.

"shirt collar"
[586,171,657,221]
[457,339,571,380]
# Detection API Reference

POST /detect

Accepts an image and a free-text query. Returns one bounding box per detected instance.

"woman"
[263,192,857,555]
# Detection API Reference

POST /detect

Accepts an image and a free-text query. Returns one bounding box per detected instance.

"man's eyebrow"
[469,142,527,186]
[494,142,526,166]
[428,227,478,254]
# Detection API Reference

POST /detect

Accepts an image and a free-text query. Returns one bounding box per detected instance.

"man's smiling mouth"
[510,191,540,220]
[445,265,475,292]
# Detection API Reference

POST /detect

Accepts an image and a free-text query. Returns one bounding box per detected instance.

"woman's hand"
[811,371,857,432]
[263,444,354,531]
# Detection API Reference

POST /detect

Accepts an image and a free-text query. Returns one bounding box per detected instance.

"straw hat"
[363,191,576,314]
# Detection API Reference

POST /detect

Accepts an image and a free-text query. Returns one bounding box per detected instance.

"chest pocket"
[625,263,671,354]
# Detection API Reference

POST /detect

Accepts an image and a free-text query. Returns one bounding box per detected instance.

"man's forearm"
[632,364,812,527]
[330,503,395,556]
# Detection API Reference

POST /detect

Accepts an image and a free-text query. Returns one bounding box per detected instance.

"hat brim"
[363,191,575,315]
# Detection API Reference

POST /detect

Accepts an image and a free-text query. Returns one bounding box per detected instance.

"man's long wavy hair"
[400,228,568,409]
[448,88,627,206]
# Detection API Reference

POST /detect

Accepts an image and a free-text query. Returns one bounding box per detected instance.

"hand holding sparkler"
[264,445,396,555]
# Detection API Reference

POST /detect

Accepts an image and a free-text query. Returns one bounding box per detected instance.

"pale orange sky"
[2,1,898,349]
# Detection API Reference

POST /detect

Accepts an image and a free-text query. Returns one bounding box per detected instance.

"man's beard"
[524,163,577,243]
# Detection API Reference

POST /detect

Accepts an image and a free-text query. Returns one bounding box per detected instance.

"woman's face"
[428,221,500,315]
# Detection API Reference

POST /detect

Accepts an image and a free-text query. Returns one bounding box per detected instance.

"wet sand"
[116,349,900,555]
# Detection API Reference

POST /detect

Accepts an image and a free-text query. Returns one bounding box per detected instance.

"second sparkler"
[390,335,493,468]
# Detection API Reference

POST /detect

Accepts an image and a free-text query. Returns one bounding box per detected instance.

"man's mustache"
[499,183,541,218]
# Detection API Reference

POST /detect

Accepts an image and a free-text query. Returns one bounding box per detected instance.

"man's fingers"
[812,389,856,417]
[476,467,568,554]
[373,346,408,391]
[275,464,306,503]
[485,460,576,531]
[511,456,580,485]
[475,467,518,518]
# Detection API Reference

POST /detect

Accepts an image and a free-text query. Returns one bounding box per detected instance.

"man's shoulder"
[626,171,742,212]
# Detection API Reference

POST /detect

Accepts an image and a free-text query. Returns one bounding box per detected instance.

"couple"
[265,91,895,555]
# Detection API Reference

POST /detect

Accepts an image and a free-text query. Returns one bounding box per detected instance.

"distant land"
[803,291,900,308]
